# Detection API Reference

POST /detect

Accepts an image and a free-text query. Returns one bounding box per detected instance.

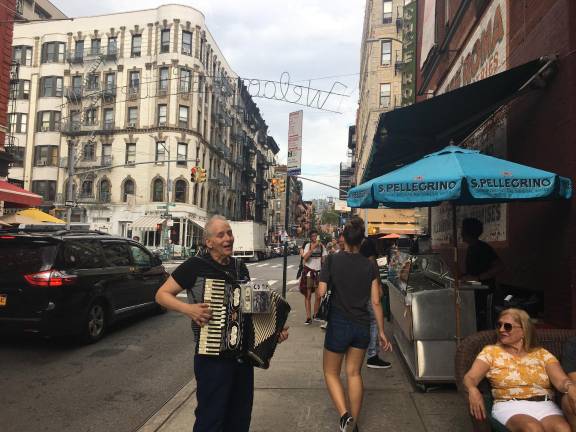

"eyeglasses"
[496,321,522,332]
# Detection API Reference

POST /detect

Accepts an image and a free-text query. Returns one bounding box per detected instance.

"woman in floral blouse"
[463,308,576,431]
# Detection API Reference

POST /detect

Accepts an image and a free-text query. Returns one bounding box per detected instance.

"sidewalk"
[138,291,472,431]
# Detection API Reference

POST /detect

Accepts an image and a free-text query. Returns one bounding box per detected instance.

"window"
[383,0,393,24]
[174,180,186,203]
[129,71,140,90]
[155,141,166,162]
[102,144,112,166]
[129,245,152,267]
[160,29,170,53]
[102,242,131,267]
[80,179,93,198]
[131,34,142,57]
[105,73,116,91]
[157,105,167,126]
[123,179,135,201]
[84,108,96,126]
[179,105,189,128]
[34,145,58,166]
[31,180,56,201]
[381,40,392,66]
[125,143,136,164]
[86,74,99,90]
[177,142,187,166]
[63,240,106,269]
[89,38,100,56]
[99,179,111,203]
[83,142,95,160]
[10,80,30,100]
[72,75,82,91]
[127,107,138,127]
[152,178,164,202]
[179,68,191,94]
[36,111,61,132]
[41,42,65,63]
[181,31,192,55]
[12,45,32,66]
[107,37,117,56]
[40,76,63,97]
[103,108,114,129]
[158,67,169,93]
[379,83,391,107]
[74,40,84,60]
[10,146,25,168]
[69,110,81,131]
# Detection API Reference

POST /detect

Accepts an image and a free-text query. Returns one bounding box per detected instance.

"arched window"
[174,179,186,203]
[81,179,93,198]
[123,179,134,202]
[83,142,95,160]
[99,179,111,202]
[152,178,164,202]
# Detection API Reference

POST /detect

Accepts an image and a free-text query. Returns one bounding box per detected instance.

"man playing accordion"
[156,215,289,432]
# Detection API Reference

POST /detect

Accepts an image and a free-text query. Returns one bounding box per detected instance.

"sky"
[50,0,364,200]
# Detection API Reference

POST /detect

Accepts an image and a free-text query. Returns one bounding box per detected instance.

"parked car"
[0,228,168,343]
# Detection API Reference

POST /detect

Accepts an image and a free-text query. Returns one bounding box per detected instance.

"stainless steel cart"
[386,253,482,388]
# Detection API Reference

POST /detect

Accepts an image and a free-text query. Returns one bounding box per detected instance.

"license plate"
[0,294,6,307]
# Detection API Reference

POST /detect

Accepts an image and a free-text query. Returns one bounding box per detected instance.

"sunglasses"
[496,321,522,332]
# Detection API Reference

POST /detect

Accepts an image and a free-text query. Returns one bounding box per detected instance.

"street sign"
[287,110,303,176]
[65,200,77,207]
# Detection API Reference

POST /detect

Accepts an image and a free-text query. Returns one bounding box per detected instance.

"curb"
[137,379,197,432]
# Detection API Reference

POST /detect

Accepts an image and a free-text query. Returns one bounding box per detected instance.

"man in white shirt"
[299,230,327,324]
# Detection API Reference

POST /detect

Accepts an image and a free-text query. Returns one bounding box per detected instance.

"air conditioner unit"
[41,126,50,132]
[126,160,135,166]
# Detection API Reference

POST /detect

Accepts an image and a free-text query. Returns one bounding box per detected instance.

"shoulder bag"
[316,254,333,321]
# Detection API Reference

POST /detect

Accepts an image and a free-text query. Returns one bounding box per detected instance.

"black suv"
[0,229,168,343]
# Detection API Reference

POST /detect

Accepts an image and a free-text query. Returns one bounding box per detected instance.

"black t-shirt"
[465,240,498,288]
[319,252,378,326]
[171,255,250,349]
[359,237,377,259]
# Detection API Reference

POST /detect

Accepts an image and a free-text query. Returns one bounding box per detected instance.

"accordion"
[187,277,291,369]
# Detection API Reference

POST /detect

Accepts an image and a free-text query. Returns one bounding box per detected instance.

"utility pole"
[281,174,291,299]
[65,139,76,230]
[156,140,172,256]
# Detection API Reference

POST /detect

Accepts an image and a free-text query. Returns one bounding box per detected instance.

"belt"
[503,395,550,402]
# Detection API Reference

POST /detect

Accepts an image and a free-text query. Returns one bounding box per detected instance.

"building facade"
[413,0,576,327]
[8,4,276,250]
[354,0,422,236]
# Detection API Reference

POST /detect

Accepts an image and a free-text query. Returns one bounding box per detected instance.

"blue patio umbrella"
[347,145,572,338]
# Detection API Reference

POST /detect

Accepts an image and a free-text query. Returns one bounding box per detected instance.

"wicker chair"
[455,329,576,432]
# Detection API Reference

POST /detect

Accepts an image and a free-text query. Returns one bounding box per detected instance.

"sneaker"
[339,412,355,432]
[312,314,322,322]
[366,356,392,369]
[320,321,327,330]
[304,318,312,325]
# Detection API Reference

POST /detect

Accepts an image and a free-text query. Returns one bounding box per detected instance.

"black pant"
[193,355,254,432]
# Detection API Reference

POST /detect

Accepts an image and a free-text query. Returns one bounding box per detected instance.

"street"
[0,255,300,432]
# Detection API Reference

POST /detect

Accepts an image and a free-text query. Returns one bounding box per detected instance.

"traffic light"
[198,168,207,183]
[270,178,278,195]
[190,167,198,182]
[277,178,286,193]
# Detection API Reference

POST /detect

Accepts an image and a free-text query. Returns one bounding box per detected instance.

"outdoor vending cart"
[386,252,483,390]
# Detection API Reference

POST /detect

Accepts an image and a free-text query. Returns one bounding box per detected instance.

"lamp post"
[155,139,171,254]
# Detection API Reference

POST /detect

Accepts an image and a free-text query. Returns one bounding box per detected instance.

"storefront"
[362,0,576,327]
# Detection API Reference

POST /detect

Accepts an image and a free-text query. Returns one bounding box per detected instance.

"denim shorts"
[324,308,370,353]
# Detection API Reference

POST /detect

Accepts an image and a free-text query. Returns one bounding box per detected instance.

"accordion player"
[187,277,290,369]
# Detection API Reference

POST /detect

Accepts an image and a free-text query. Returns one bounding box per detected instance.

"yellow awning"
[15,208,65,224]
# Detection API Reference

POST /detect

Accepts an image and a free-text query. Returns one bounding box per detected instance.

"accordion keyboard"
[198,279,227,356]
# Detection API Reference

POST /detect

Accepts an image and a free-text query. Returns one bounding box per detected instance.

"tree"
[321,210,339,226]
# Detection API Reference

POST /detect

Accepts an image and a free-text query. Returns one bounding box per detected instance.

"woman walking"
[318,217,392,431]
[299,230,327,324]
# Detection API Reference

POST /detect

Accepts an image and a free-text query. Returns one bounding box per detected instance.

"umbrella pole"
[452,202,462,343]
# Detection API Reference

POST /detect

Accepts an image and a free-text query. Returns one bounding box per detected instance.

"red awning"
[0,180,42,207]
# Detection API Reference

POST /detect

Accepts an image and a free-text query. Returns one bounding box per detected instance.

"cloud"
[51,0,363,199]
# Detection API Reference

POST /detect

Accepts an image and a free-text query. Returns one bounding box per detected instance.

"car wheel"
[81,301,107,344]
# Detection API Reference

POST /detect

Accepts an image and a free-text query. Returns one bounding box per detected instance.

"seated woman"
[463,308,576,432]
